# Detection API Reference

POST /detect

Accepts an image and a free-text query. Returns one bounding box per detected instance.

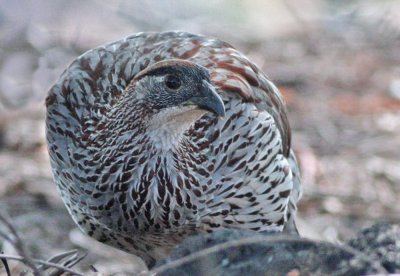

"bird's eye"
[164,75,181,90]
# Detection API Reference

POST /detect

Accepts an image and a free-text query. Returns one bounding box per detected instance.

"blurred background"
[0,0,399,274]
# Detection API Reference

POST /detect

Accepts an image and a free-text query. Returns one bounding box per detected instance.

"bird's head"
[126,59,225,118]
[118,59,225,150]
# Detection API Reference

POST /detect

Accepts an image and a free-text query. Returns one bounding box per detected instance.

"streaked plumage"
[46,31,302,266]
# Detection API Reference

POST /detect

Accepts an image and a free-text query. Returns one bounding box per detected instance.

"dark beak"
[190,80,225,117]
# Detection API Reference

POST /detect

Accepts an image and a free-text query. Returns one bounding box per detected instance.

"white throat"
[147,106,207,151]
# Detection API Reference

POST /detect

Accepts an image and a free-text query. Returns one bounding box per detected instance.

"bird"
[45,31,302,267]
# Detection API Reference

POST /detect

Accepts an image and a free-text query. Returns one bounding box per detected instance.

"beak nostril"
[192,80,225,117]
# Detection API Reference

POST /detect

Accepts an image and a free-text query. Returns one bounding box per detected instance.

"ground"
[0,0,399,274]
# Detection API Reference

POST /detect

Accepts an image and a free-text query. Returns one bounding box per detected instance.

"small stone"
[389,79,400,100]
[322,196,343,214]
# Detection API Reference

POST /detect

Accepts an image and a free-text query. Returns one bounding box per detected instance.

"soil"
[0,1,399,274]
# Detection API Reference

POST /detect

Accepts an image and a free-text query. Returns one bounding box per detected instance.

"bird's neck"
[145,106,208,152]
[91,99,206,168]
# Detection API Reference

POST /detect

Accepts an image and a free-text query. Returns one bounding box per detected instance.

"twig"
[0,212,86,275]
[0,254,85,276]
[40,250,88,276]
[1,256,11,276]
[0,212,42,275]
